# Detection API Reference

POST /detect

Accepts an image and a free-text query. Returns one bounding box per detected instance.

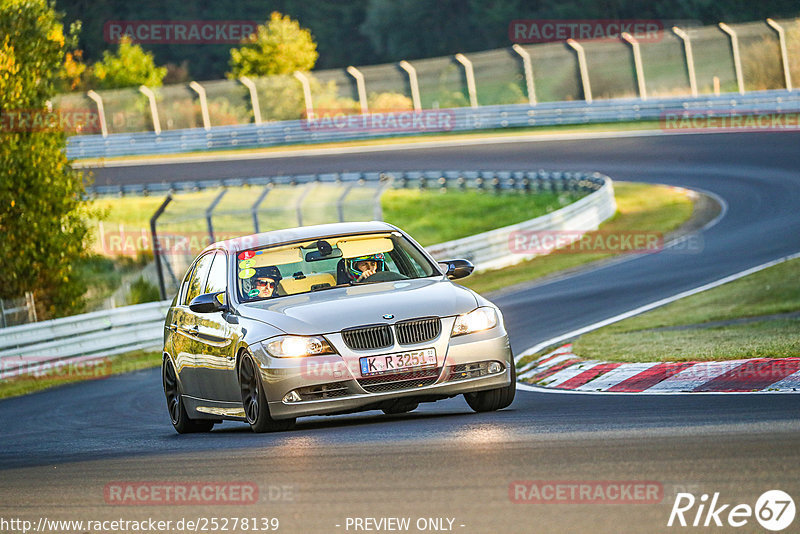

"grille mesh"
[447,362,489,382]
[357,368,441,393]
[295,382,351,401]
[342,325,393,350]
[395,317,441,345]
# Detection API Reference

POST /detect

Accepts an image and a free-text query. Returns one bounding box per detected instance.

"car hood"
[237,277,478,335]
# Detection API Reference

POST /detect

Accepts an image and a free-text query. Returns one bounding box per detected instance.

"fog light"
[488,362,503,374]
[282,391,302,403]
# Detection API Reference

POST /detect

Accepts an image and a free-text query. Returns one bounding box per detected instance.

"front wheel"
[239,352,295,433]
[162,357,214,434]
[464,363,516,412]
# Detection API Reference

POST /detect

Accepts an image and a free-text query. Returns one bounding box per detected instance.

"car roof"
[206,221,399,254]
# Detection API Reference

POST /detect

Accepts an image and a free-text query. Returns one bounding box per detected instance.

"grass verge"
[571,257,800,363]
[0,350,162,400]
[462,182,695,295]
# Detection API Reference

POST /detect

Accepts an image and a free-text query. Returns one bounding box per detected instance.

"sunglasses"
[255,278,276,288]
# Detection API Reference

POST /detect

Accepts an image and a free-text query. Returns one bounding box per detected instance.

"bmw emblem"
[382,314,394,320]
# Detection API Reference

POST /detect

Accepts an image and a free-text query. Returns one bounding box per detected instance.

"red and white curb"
[518,344,800,393]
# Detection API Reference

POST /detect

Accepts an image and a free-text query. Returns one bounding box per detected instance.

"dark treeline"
[56,0,800,81]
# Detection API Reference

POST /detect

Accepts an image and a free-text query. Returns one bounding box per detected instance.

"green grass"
[571,258,800,363]
[462,182,695,295]
[382,189,583,246]
[0,350,162,400]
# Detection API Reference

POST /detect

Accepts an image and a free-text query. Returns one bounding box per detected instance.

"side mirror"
[189,292,227,313]
[438,259,474,280]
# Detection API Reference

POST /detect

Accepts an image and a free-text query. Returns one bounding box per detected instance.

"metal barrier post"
[295,183,314,226]
[566,39,592,103]
[454,53,478,108]
[766,18,793,91]
[398,61,422,111]
[86,90,108,137]
[718,23,745,95]
[373,174,393,221]
[189,81,211,130]
[346,66,369,115]
[337,183,355,222]
[251,184,272,234]
[206,190,227,243]
[672,27,698,97]
[238,76,262,125]
[150,194,173,300]
[511,44,537,106]
[293,71,314,118]
[138,86,161,134]
[621,32,647,100]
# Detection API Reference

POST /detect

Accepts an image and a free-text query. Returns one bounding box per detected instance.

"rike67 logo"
[668,490,795,531]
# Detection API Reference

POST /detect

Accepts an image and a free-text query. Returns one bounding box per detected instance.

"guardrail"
[1,170,615,371]
[68,89,800,160]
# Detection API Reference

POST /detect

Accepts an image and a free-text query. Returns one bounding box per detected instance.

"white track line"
[514,250,800,365]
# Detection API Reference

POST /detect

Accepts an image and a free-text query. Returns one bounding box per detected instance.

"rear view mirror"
[438,259,474,280]
[305,248,343,262]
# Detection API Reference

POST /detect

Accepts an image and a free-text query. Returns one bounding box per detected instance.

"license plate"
[360,348,436,377]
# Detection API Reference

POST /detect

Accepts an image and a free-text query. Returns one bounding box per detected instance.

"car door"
[194,250,241,402]
[171,251,214,398]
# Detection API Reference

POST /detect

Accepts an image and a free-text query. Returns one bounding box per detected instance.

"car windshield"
[236,232,437,301]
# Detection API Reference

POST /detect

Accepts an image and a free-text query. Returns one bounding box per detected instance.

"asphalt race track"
[2,132,799,533]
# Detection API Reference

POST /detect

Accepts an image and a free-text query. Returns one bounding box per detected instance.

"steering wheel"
[361,271,408,282]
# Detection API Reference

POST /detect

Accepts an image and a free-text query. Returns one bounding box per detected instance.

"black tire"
[382,401,419,415]
[239,352,296,433]
[464,362,516,413]
[162,357,214,434]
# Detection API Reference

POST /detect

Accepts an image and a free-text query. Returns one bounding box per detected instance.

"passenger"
[254,266,282,297]
[347,253,385,282]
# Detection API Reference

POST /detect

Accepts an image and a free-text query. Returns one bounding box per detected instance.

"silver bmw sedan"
[162,221,515,433]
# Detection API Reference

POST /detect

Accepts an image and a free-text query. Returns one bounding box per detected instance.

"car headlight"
[451,307,498,336]
[262,335,336,358]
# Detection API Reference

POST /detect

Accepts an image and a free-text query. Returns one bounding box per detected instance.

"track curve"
[2,132,799,533]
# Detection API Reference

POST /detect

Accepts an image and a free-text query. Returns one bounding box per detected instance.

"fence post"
[718,23,745,95]
[86,90,108,137]
[672,27,698,98]
[25,292,37,323]
[238,76,262,125]
[0,298,6,328]
[150,194,173,300]
[566,39,592,103]
[337,183,355,222]
[454,53,478,108]
[293,71,314,118]
[346,66,369,115]
[296,182,315,226]
[251,184,272,234]
[766,18,793,91]
[189,81,211,130]
[206,190,227,243]
[398,60,422,111]
[511,44,537,106]
[373,174,393,221]
[621,32,647,100]
[138,86,161,134]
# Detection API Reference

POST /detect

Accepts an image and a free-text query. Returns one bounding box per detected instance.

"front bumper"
[255,325,513,420]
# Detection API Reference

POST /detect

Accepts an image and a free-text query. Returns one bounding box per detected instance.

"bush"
[127,276,161,305]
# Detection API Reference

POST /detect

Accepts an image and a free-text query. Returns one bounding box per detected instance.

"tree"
[89,35,167,90]
[227,12,318,78]
[0,0,92,318]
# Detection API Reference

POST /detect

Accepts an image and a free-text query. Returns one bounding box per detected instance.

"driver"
[347,253,385,282]
[253,266,282,297]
